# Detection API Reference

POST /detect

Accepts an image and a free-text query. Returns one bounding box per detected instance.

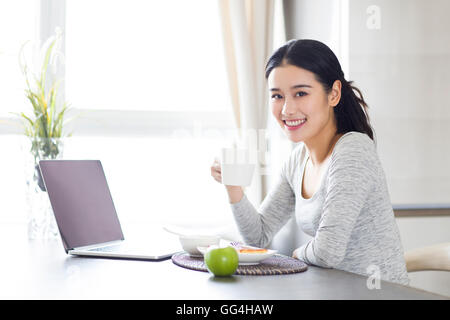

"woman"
[210,39,409,285]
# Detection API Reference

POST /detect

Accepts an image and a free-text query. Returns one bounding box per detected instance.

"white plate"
[197,244,277,265]
[236,249,277,265]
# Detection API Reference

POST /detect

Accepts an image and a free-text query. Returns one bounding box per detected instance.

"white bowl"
[179,235,220,256]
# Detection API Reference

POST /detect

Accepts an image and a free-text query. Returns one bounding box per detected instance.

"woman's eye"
[271,94,283,100]
[296,91,307,97]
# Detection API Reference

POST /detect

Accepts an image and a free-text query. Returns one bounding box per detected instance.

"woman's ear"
[328,80,342,107]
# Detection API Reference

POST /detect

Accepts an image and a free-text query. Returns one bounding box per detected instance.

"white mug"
[220,147,255,186]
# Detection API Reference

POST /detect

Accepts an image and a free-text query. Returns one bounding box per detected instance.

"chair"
[404,242,450,272]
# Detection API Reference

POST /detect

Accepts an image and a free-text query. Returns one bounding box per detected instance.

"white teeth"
[285,119,306,126]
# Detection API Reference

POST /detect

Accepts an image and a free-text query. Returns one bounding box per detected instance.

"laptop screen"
[39,160,124,252]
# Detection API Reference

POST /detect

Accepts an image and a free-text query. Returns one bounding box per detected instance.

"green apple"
[204,245,239,276]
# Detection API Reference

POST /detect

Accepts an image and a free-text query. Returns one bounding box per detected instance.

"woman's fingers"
[292,249,299,260]
[210,158,222,183]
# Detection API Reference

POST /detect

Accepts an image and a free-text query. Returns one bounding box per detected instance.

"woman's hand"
[292,248,300,260]
[211,157,244,204]
[210,157,222,184]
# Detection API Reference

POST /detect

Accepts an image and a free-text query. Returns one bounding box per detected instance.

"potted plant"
[15,29,72,239]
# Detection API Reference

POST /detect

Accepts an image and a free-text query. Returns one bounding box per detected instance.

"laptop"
[38,159,181,260]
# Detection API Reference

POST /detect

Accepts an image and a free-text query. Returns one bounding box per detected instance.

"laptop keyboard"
[87,244,162,255]
[80,241,180,257]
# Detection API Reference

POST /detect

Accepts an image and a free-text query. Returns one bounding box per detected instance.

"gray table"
[0,223,447,300]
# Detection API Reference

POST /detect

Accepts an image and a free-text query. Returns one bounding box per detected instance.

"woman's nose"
[281,98,296,116]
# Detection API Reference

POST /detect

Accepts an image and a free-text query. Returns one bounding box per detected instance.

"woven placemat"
[171,252,307,275]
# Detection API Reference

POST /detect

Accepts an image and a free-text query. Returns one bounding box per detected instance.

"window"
[62,0,236,228]
[65,0,231,112]
[0,1,286,232]
[0,0,37,117]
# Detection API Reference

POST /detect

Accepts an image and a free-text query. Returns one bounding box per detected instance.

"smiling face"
[268,63,341,144]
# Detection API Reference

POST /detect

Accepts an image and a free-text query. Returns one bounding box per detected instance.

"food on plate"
[238,248,268,254]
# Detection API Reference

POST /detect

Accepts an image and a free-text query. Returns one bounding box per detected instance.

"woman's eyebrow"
[270,84,312,91]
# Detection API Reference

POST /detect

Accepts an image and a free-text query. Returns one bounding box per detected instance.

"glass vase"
[23,137,64,240]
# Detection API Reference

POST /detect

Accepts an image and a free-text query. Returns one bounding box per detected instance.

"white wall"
[348,0,450,296]
[283,0,450,206]
[283,0,346,67]
[348,0,450,206]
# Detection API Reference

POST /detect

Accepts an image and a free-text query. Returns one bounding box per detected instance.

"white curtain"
[218,0,275,206]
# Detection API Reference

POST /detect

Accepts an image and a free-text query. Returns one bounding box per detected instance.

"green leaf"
[52,105,68,138]
[17,33,72,145]
[47,79,61,134]
[40,38,56,90]
[20,112,35,128]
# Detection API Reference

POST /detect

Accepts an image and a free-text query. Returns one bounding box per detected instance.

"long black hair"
[265,39,374,141]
